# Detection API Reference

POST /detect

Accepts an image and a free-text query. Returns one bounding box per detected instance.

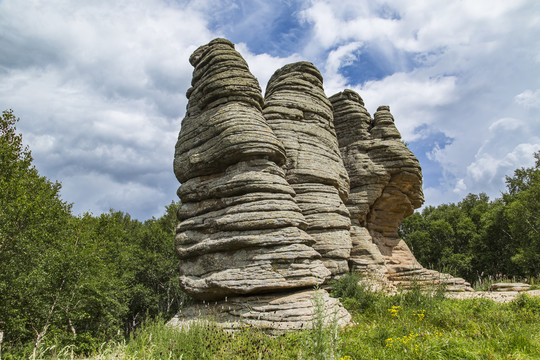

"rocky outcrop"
[168,289,351,333]
[489,282,531,292]
[171,38,349,331]
[173,39,331,301]
[171,38,477,332]
[330,89,472,292]
[263,62,352,277]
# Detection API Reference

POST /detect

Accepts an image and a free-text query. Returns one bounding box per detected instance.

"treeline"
[0,110,185,357]
[400,152,540,285]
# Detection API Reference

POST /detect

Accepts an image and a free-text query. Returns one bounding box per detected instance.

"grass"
[19,274,540,359]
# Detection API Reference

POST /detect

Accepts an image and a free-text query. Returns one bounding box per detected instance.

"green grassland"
[28,275,540,360]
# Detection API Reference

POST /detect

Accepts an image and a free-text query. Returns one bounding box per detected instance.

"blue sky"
[1,0,539,220]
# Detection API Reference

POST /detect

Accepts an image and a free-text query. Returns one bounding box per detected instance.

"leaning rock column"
[263,62,352,276]
[331,89,472,291]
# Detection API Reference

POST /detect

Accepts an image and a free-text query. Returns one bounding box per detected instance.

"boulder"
[489,282,531,292]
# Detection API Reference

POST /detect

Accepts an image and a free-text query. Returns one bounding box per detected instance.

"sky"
[1,0,539,220]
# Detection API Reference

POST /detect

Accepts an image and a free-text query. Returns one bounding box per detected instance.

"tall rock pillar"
[263,62,352,277]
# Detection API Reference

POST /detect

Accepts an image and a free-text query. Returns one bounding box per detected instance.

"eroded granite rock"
[168,289,351,333]
[263,62,352,276]
[172,38,478,333]
[173,39,330,301]
[330,89,472,291]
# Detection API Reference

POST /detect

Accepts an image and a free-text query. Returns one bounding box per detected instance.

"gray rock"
[489,282,531,292]
[263,62,352,276]
[173,39,330,300]
[330,90,472,292]
[167,289,351,333]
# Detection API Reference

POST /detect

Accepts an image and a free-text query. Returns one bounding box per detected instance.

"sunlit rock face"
[330,90,471,291]
[263,62,352,277]
[173,39,330,301]
[171,38,473,333]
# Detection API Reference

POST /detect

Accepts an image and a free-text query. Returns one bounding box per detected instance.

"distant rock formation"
[330,90,472,291]
[171,38,471,332]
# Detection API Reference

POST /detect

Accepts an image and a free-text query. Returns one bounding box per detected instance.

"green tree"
[0,110,185,357]
[0,110,75,354]
[504,152,540,277]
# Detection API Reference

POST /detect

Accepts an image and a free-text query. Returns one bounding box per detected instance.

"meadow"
[29,275,540,360]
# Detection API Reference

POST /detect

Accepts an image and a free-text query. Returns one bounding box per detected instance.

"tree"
[503,152,540,277]
[0,110,75,354]
[1,110,186,356]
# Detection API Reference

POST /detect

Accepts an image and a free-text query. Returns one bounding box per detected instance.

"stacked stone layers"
[173,39,330,300]
[263,62,352,276]
[330,90,471,291]
[168,289,351,333]
[329,90,388,280]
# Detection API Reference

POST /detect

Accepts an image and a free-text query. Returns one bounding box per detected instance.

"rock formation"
[171,38,473,332]
[330,90,472,291]
[263,62,352,277]
[171,38,350,330]
[168,289,351,333]
[173,38,331,300]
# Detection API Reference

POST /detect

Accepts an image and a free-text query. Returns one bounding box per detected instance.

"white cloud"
[0,0,216,218]
[515,89,540,108]
[235,43,303,93]
[2,0,540,219]
[453,179,467,194]
[323,42,363,93]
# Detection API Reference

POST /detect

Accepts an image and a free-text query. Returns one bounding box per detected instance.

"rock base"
[167,289,351,333]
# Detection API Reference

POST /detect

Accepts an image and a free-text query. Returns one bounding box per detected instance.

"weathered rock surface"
[173,39,330,301]
[330,89,472,292]
[263,62,352,276]
[173,38,486,332]
[489,282,531,292]
[446,289,540,302]
[168,289,351,333]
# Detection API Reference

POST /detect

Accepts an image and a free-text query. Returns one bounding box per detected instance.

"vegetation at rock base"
[22,274,540,359]
[399,152,540,286]
[1,110,539,358]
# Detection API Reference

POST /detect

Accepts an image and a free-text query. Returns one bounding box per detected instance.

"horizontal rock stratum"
[170,38,471,332]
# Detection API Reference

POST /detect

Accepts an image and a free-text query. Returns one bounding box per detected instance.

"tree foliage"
[0,110,185,357]
[401,153,540,283]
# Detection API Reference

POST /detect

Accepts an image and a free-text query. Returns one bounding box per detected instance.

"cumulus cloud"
[515,89,540,109]
[0,0,215,219]
[234,43,303,93]
[2,0,539,219]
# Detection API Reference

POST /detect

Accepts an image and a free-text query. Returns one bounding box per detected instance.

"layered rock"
[171,38,479,333]
[330,89,472,291]
[168,289,351,333]
[263,62,352,276]
[173,39,331,301]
